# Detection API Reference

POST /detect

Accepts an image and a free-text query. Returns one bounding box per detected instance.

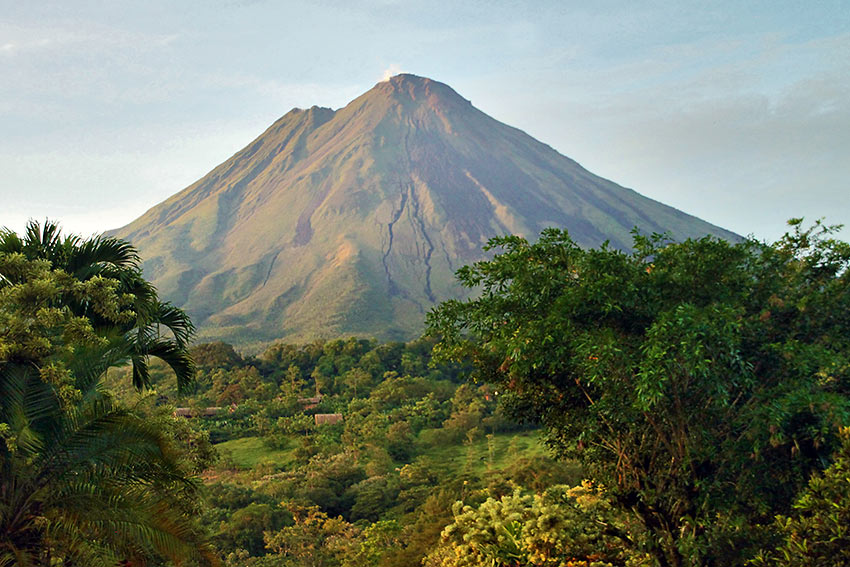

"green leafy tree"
[385,421,415,461]
[263,504,359,567]
[347,475,401,522]
[428,221,850,566]
[215,502,292,557]
[1,226,214,566]
[424,483,639,567]
[342,519,403,567]
[751,426,850,566]
[0,220,195,390]
[341,367,373,399]
[191,341,244,370]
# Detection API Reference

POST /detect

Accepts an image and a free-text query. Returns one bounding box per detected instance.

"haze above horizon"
[2,1,848,241]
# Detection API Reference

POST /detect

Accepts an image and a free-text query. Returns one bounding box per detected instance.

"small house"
[314,413,343,426]
[297,395,324,410]
[173,407,224,418]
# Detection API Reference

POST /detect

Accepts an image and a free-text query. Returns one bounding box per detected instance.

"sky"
[2,0,848,242]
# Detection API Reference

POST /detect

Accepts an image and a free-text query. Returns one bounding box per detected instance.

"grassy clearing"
[214,429,580,488]
[214,431,546,472]
[419,430,547,474]
[215,437,294,469]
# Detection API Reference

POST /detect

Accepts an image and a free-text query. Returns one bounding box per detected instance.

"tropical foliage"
[427,219,850,566]
[752,426,850,566]
[0,356,216,566]
[118,336,569,567]
[424,482,642,567]
[0,219,195,390]
[6,218,848,567]
[0,222,213,566]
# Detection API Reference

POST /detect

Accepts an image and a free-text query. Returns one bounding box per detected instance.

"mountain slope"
[113,74,738,345]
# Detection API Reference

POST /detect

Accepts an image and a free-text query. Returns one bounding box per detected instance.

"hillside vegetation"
[107,337,579,566]
[6,219,849,567]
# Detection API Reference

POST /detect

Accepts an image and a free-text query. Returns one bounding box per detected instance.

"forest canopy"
[3,219,850,567]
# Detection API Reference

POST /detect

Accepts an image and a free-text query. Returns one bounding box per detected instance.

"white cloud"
[381,64,403,82]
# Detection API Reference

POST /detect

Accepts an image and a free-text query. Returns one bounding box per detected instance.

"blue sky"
[2,0,848,241]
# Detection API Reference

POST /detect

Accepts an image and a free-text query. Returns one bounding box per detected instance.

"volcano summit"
[112,74,737,345]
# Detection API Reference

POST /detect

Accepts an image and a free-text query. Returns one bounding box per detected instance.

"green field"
[214,429,578,482]
[214,436,294,469]
[420,430,541,471]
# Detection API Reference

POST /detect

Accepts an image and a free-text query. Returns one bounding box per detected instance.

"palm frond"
[44,474,217,565]
[66,236,140,279]
[0,544,34,567]
[0,227,24,254]
[154,302,196,347]
[131,352,151,390]
[41,412,168,484]
[143,338,197,394]
[23,219,63,262]
[0,362,60,456]
[65,341,129,397]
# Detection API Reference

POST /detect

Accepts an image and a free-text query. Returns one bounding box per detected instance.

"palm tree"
[1,220,215,565]
[0,220,195,391]
[0,351,217,566]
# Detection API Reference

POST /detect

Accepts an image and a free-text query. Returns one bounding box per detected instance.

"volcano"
[112,74,737,345]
